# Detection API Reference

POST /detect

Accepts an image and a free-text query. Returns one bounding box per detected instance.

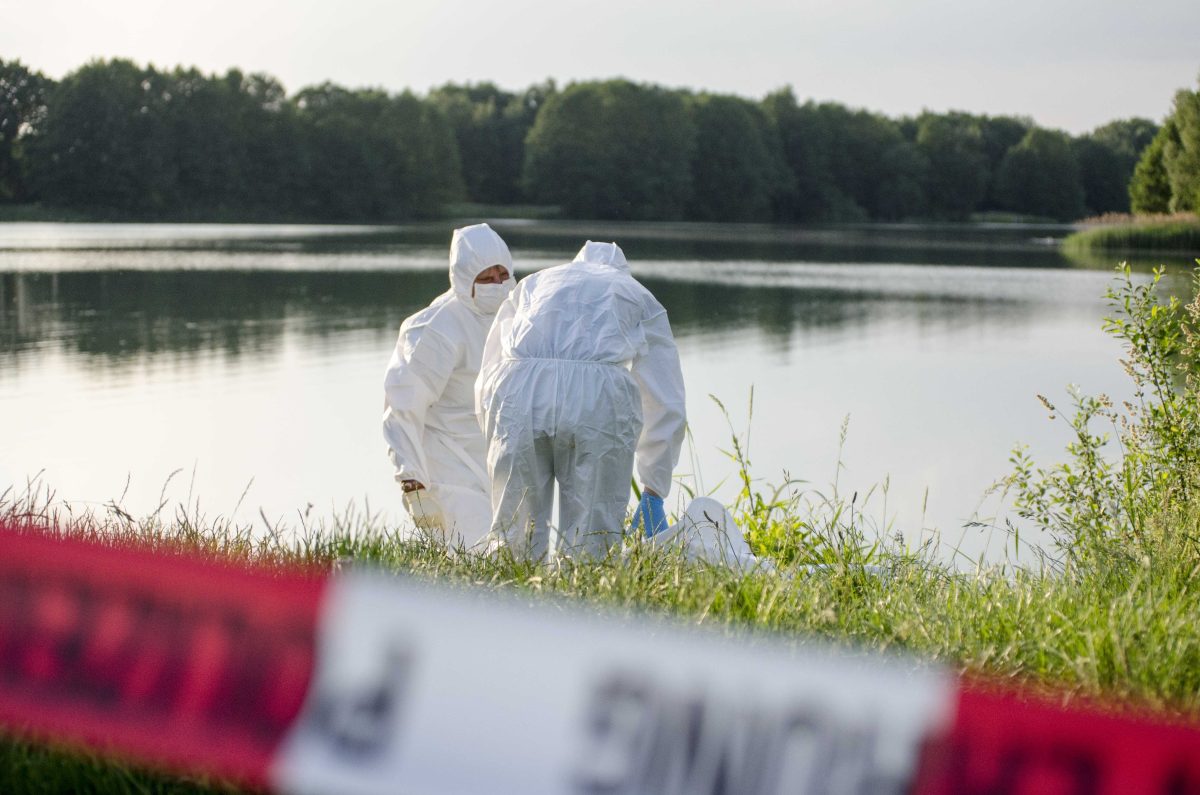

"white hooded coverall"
[476,241,687,559]
[383,223,514,548]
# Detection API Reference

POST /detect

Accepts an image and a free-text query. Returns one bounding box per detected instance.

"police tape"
[3,525,1200,794]
[0,525,325,789]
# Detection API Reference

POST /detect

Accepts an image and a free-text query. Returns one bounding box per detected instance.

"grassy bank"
[0,203,95,223]
[5,265,1200,791]
[4,473,1200,792]
[1064,212,1200,254]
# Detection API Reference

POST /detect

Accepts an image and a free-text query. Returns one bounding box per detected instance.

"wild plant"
[1004,262,1200,572]
[706,392,882,568]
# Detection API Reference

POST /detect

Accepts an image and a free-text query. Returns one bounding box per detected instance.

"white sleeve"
[629,302,687,498]
[382,322,458,485]
[475,293,517,433]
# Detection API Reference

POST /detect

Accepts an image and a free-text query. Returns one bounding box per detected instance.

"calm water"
[1,221,1191,563]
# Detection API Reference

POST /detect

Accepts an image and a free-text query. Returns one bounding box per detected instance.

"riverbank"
[1063,212,1200,255]
[0,204,94,223]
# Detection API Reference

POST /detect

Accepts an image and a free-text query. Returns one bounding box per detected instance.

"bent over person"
[383,223,515,548]
[476,241,686,560]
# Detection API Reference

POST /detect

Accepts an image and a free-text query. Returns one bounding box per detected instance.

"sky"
[2,0,1198,134]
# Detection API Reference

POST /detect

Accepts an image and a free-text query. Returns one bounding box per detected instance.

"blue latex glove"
[632,493,668,538]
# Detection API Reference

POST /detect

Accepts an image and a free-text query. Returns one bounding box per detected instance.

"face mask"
[473,279,514,314]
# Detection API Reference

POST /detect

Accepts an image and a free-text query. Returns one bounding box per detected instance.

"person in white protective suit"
[383,223,515,548]
[476,241,687,560]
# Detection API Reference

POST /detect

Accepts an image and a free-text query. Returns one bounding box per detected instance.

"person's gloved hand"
[632,492,667,537]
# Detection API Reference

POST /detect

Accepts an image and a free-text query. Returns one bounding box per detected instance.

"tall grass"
[1064,213,1200,254]
[6,264,1200,791]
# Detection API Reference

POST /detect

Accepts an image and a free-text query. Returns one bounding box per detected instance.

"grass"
[5,472,1200,710]
[1064,212,1200,254]
[4,459,1200,791]
[0,203,94,223]
[969,210,1063,224]
[6,264,1200,791]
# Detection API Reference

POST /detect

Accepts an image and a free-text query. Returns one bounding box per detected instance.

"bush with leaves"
[1005,262,1200,572]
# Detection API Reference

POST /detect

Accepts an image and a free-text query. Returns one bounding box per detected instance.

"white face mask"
[473,279,514,314]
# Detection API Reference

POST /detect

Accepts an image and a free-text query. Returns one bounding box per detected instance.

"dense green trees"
[522,80,697,220]
[1130,78,1200,215]
[914,113,989,220]
[0,59,49,202]
[291,84,462,219]
[684,93,791,221]
[1163,83,1200,212]
[16,60,464,220]
[1074,118,1159,215]
[29,60,169,213]
[0,57,1174,223]
[428,81,552,205]
[1131,122,1177,214]
[994,129,1085,221]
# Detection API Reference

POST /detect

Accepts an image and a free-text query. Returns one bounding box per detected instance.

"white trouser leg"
[489,429,555,560]
[554,420,637,560]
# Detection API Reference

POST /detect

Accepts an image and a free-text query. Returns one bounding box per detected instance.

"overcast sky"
[3,0,1197,133]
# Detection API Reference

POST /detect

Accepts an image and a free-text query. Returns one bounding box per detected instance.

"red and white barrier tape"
[2,525,1199,794]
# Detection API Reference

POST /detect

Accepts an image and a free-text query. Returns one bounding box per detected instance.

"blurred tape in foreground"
[3,525,1200,794]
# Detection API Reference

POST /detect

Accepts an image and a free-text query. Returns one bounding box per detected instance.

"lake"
[1,220,1191,564]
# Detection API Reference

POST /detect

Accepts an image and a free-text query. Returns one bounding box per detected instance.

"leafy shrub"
[1005,262,1200,572]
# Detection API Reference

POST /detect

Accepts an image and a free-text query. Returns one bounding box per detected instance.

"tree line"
[0,57,1176,223]
[1129,78,1200,215]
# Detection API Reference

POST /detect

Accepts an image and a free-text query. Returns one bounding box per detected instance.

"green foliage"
[1074,137,1130,215]
[6,54,1192,224]
[974,115,1033,211]
[1063,215,1200,254]
[763,89,928,222]
[707,395,879,568]
[429,81,553,205]
[978,116,1033,178]
[522,80,697,220]
[1004,264,1200,571]
[994,128,1085,221]
[1092,117,1160,160]
[29,59,172,213]
[762,89,848,220]
[914,112,989,220]
[25,60,463,221]
[1130,122,1178,214]
[1131,77,1200,216]
[684,94,792,221]
[0,59,50,203]
[0,735,237,794]
[1074,118,1159,215]
[292,85,463,220]
[1164,83,1200,213]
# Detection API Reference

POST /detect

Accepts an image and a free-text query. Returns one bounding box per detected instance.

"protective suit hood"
[572,241,630,274]
[449,223,514,314]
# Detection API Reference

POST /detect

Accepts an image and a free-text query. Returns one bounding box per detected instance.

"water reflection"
[0,265,1056,370]
[0,270,443,369]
